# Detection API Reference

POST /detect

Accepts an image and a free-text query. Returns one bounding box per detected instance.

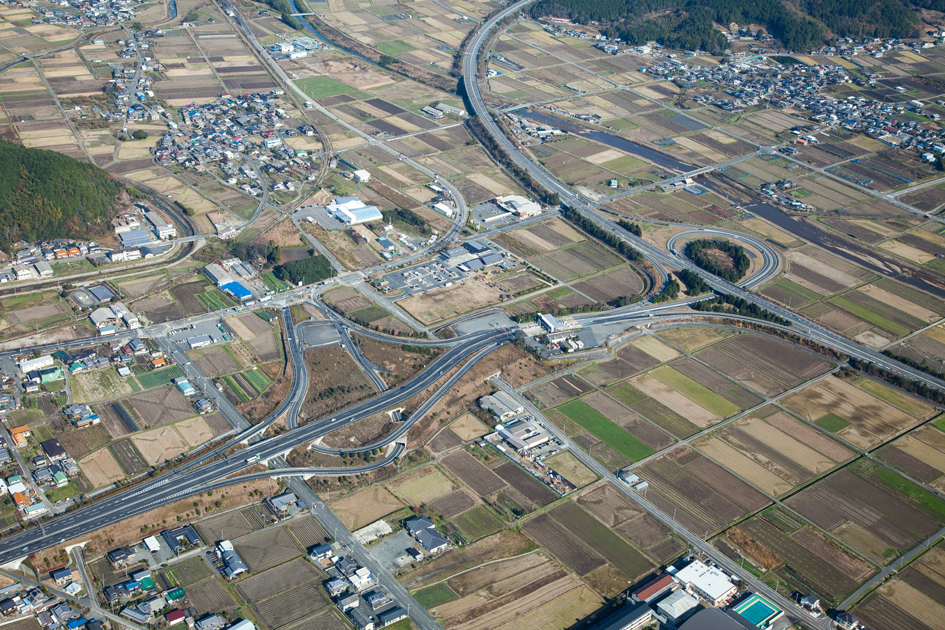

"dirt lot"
[176,416,214,447]
[398,281,503,324]
[300,346,375,422]
[71,369,132,403]
[79,447,125,487]
[400,530,537,589]
[389,468,455,505]
[131,426,188,465]
[128,386,196,427]
[353,334,444,387]
[329,485,404,530]
[449,413,490,441]
[191,346,241,377]
[197,509,256,544]
[429,490,478,519]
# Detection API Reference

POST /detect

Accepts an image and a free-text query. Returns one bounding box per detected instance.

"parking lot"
[381,262,466,297]
[294,205,345,231]
[471,202,515,228]
[167,319,233,347]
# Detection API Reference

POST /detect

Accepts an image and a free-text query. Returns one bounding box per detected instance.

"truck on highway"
[246,454,261,464]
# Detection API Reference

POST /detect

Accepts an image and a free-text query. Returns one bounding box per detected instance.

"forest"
[0,141,124,251]
[529,0,924,53]
[685,239,750,283]
[274,255,334,285]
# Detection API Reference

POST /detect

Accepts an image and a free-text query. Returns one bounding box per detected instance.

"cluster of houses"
[314,546,406,630]
[0,576,96,630]
[34,0,140,28]
[152,91,319,201]
[0,240,100,283]
[0,430,81,514]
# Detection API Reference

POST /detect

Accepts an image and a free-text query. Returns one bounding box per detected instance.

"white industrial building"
[495,195,541,217]
[145,211,177,240]
[673,560,738,606]
[326,196,383,225]
[352,169,371,183]
[479,391,524,421]
[496,418,551,452]
[18,355,54,373]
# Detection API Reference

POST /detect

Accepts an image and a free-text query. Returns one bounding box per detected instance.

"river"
[168,0,177,19]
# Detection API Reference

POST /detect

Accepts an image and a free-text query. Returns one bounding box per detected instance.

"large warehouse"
[326,196,383,225]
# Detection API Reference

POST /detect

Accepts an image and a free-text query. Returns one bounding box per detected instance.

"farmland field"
[197,509,256,544]
[389,468,455,505]
[855,545,945,630]
[557,399,655,463]
[429,490,478,518]
[452,505,505,541]
[108,438,148,476]
[234,526,304,573]
[523,513,606,576]
[414,583,459,608]
[127,386,196,427]
[329,485,404,530]
[157,556,212,588]
[442,450,507,496]
[254,581,331,629]
[136,365,186,389]
[695,412,853,496]
[282,609,348,630]
[238,559,321,603]
[187,577,239,615]
[782,376,931,449]
[287,516,331,549]
[493,461,558,505]
[545,451,597,488]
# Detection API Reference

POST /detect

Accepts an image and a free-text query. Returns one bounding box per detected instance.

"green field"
[413,583,458,608]
[776,278,822,301]
[815,413,850,433]
[296,76,367,100]
[550,502,652,579]
[828,296,909,337]
[557,399,654,462]
[223,375,251,403]
[243,369,271,392]
[137,365,185,389]
[871,468,945,521]
[452,505,504,541]
[198,289,233,312]
[856,379,929,418]
[260,272,289,292]
[377,40,414,54]
[349,304,391,323]
[650,365,740,416]
[605,382,647,406]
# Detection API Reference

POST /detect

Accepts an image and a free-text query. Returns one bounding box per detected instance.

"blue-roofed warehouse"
[119,229,155,247]
[221,282,252,302]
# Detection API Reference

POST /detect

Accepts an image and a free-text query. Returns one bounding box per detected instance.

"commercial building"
[495,195,541,217]
[538,312,563,332]
[591,602,653,630]
[119,229,155,247]
[496,418,551,452]
[673,560,738,606]
[221,281,252,302]
[478,391,524,421]
[658,590,699,624]
[18,355,54,373]
[145,212,177,240]
[352,169,371,183]
[326,197,383,225]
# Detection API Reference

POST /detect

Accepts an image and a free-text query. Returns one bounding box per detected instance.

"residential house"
[107,547,135,566]
[9,426,30,448]
[165,610,186,626]
[40,439,67,461]
[265,492,296,514]
[50,569,71,586]
[162,525,202,553]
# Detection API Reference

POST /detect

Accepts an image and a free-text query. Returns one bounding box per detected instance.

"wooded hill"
[0,141,124,251]
[529,0,925,53]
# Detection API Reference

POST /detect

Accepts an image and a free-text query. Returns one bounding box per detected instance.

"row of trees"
[560,205,643,262]
[686,239,750,283]
[690,293,792,326]
[466,116,560,206]
[848,358,945,406]
[651,276,680,303]
[881,349,945,379]
[675,269,710,295]
[616,218,642,237]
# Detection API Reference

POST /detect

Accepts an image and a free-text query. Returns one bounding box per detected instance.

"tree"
[183,10,199,22]
[379,54,399,68]
[131,21,144,31]
[131,130,148,140]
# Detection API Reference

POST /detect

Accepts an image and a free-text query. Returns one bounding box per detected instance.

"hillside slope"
[0,141,124,251]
